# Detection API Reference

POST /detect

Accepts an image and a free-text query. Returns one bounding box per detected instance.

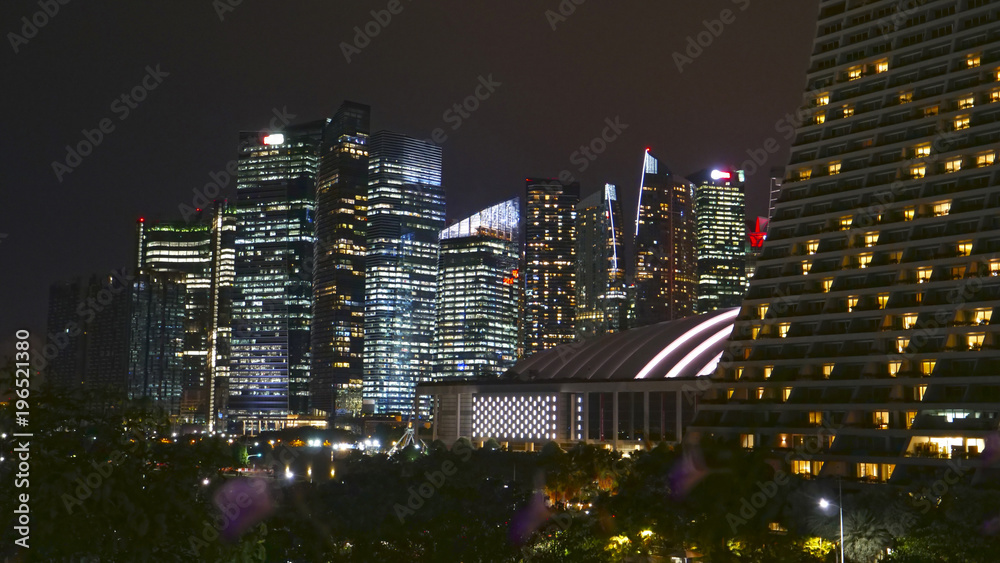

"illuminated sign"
[711,170,732,180]
[263,133,285,145]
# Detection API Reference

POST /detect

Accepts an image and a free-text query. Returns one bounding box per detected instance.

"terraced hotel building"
[692,0,1000,483]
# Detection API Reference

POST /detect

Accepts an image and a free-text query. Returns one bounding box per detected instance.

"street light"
[818,479,846,563]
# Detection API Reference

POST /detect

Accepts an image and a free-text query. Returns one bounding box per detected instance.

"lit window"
[757,388,765,399]
[783,387,792,401]
[764,366,773,379]
[809,411,823,425]
[778,323,790,338]
[802,260,812,274]
[991,89,1000,103]
[916,385,927,401]
[848,66,863,80]
[968,333,985,350]
[822,364,834,378]
[806,240,819,254]
[843,105,855,117]
[991,260,1000,276]
[858,253,873,268]
[897,336,910,353]
[923,105,939,117]
[920,360,936,376]
[848,295,859,312]
[815,112,826,125]
[958,240,973,256]
[973,308,992,324]
[735,367,744,380]
[876,60,889,73]
[899,91,913,104]
[828,161,841,175]
[873,411,889,430]
[758,304,769,318]
[917,267,932,283]
[822,278,834,292]
[910,165,926,178]
[817,94,830,106]
[967,54,981,68]
[727,388,735,399]
[945,158,963,173]
[904,207,915,221]
[864,232,878,247]
[958,95,975,109]
[977,151,995,167]
[741,434,755,448]
[858,463,879,480]
[839,216,853,230]
[932,201,951,216]
[905,411,917,429]
[914,144,931,158]
[889,250,902,263]
[954,115,971,130]
[878,294,889,308]
[888,360,901,376]
[752,325,761,339]
[903,313,918,329]
[799,168,812,180]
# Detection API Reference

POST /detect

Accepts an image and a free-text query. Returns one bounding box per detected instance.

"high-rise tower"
[690,168,748,313]
[230,122,320,432]
[524,178,579,355]
[576,184,627,339]
[363,131,445,415]
[633,150,697,327]
[311,102,370,419]
[692,0,1000,483]
[435,198,520,380]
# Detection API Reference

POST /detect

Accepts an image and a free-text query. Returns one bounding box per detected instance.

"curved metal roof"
[510,308,738,381]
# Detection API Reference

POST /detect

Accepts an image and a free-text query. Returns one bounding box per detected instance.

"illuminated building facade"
[135,216,214,422]
[312,101,370,418]
[690,168,748,313]
[435,198,520,380]
[208,201,236,429]
[524,179,579,355]
[230,122,321,431]
[575,184,627,339]
[633,150,697,327]
[363,131,445,416]
[692,0,1000,483]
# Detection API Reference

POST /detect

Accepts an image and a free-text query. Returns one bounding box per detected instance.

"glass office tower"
[230,122,320,432]
[436,198,520,380]
[311,101,370,418]
[363,131,445,416]
[524,178,580,355]
[633,150,697,326]
[690,168,748,313]
[575,184,627,339]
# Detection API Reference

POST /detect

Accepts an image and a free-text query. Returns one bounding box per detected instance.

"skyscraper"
[230,122,320,432]
[127,271,185,415]
[575,184,627,339]
[690,168,748,313]
[363,131,445,416]
[436,198,520,380]
[633,150,696,327]
[208,200,236,429]
[311,101,370,419]
[524,178,579,355]
[692,0,1000,483]
[135,216,213,422]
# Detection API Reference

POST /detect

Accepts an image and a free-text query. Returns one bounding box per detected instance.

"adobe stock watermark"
[7,0,71,54]
[558,116,629,184]
[424,74,502,145]
[393,440,473,523]
[340,0,412,63]
[212,0,244,22]
[51,64,170,183]
[672,0,750,73]
[544,0,586,31]
[178,106,296,221]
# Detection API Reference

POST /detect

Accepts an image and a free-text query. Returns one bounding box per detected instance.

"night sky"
[1,0,819,347]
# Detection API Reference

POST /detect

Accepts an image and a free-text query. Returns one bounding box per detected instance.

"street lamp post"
[819,479,846,563]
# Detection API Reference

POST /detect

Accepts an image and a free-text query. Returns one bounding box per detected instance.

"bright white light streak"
[634,308,739,379]
[664,325,735,379]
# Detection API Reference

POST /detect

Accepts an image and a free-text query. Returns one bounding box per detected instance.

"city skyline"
[0,1,820,345]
